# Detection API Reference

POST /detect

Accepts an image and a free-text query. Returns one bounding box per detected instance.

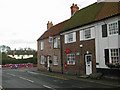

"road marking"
[28,71,68,80]
[7,73,16,77]
[19,76,34,83]
[43,85,52,89]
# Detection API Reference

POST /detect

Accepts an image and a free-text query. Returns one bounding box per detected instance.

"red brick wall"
[37,35,62,72]
[62,31,96,75]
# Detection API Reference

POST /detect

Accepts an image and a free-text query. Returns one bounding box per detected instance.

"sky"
[0,0,97,50]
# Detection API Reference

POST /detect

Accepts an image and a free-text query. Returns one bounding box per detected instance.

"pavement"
[30,67,120,88]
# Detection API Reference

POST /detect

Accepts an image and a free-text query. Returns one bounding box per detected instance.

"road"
[2,67,119,89]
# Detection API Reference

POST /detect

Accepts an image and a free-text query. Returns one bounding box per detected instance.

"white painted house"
[95,16,120,68]
[7,50,36,59]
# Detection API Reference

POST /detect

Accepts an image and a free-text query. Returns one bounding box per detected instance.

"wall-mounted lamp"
[86,51,89,54]
[80,44,83,55]
[80,44,83,48]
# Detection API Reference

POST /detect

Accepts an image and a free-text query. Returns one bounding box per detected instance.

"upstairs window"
[68,33,73,42]
[65,32,76,43]
[84,28,91,39]
[80,27,95,41]
[109,22,118,35]
[41,41,44,50]
[53,38,58,48]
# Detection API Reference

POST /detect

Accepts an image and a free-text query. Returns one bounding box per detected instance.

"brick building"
[61,2,120,75]
[37,20,68,72]
[37,3,79,73]
[38,2,120,75]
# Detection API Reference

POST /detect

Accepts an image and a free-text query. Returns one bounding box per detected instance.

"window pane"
[67,54,75,65]
[110,49,119,64]
[109,22,118,35]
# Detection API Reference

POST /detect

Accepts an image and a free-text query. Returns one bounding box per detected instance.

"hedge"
[2,52,37,65]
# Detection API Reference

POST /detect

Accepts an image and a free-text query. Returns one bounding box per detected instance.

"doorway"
[47,56,50,71]
[85,54,92,75]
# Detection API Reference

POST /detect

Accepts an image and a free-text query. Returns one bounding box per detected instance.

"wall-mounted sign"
[76,52,80,56]
[49,36,53,42]
[65,49,71,54]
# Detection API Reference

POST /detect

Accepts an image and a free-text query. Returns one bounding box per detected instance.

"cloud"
[9,39,36,44]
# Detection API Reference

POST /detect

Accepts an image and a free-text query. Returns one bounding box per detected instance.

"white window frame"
[68,33,73,42]
[64,32,76,44]
[108,21,118,36]
[53,55,58,65]
[84,28,91,39]
[67,54,75,65]
[80,27,95,41]
[40,41,44,50]
[40,56,45,64]
[53,38,58,48]
[109,48,119,64]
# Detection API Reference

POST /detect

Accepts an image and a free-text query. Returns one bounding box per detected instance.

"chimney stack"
[47,21,53,29]
[70,3,79,16]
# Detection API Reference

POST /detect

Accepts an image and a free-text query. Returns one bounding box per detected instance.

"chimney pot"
[70,3,79,17]
[47,21,53,29]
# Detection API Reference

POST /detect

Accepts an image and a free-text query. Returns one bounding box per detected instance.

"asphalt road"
[2,67,119,89]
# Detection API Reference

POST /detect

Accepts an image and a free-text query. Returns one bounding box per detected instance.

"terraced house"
[37,2,120,76]
[61,2,120,75]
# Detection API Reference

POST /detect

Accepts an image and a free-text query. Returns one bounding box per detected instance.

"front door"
[85,54,92,75]
[47,56,50,71]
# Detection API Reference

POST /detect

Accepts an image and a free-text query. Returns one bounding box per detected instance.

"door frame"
[85,54,92,75]
[47,56,50,71]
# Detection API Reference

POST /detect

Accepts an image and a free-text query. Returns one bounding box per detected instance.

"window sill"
[53,64,58,66]
[65,41,76,44]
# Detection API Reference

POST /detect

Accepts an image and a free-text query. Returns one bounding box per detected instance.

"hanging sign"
[65,49,71,54]
[49,36,53,42]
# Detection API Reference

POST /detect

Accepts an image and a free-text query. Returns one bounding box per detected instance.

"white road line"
[19,76,34,83]
[7,73,16,76]
[43,85,52,89]
[43,85,56,90]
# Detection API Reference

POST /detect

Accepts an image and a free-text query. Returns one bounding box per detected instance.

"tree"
[0,45,11,52]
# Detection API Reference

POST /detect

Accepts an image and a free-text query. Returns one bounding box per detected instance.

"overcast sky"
[0,0,97,50]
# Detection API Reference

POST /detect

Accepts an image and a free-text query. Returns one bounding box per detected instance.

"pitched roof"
[37,2,120,40]
[37,19,69,40]
[62,2,120,32]
[95,2,120,21]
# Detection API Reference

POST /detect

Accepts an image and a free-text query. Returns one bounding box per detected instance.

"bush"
[89,73,103,79]
[106,63,120,68]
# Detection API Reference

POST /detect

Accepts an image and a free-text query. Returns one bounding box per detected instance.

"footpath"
[30,68,120,88]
